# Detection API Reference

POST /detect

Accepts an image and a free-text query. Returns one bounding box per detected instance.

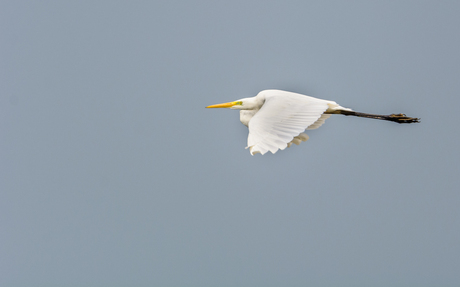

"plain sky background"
[2,1,460,286]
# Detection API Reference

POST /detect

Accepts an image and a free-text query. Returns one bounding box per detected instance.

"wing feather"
[307,114,332,130]
[247,91,332,155]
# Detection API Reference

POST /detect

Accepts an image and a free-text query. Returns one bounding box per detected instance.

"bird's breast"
[239,110,258,127]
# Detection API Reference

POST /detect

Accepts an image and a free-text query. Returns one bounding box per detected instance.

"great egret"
[206,89,419,155]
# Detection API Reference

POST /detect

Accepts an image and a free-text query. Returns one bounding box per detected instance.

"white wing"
[247,90,332,155]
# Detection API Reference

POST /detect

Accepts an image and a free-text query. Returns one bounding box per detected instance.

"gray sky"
[2,1,460,286]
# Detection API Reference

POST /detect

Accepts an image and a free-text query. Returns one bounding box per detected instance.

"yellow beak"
[206,101,238,108]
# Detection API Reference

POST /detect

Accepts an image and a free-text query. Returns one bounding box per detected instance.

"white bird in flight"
[206,89,419,155]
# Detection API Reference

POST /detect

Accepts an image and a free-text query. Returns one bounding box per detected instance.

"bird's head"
[206,97,260,110]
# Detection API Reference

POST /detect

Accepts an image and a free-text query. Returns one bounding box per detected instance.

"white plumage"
[247,91,339,154]
[207,90,350,155]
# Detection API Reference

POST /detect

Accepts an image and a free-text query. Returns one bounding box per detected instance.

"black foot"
[389,113,420,123]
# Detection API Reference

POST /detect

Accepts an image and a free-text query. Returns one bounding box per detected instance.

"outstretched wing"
[247,91,331,155]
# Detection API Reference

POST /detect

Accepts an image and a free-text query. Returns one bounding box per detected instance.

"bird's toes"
[389,114,420,123]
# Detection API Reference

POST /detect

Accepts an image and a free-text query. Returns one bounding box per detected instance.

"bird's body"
[206,89,419,155]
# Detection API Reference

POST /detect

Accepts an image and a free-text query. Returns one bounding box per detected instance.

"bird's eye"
[236,101,243,105]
